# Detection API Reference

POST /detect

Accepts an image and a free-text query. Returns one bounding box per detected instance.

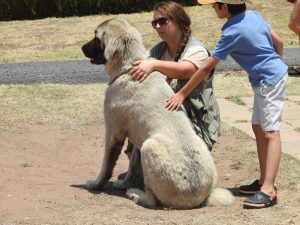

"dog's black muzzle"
[81,38,106,65]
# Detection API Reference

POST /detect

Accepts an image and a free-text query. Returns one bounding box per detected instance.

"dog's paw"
[112,179,127,190]
[126,188,144,202]
[85,180,102,190]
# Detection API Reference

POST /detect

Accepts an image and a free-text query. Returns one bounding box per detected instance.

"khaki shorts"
[252,75,288,131]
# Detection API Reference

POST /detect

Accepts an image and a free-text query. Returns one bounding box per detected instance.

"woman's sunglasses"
[151,17,169,29]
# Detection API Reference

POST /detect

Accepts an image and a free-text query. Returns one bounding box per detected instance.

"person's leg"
[244,75,287,208]
[243,129,280,208]
[288,0,300,42]
[258,76,287,194]
[238,93,264,195]
[251,90,267,184]
[252,124,267,184]
[260,130,281,195]
[251,126,281,195]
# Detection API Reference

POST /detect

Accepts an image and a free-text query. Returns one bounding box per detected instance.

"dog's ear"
[104,34,132,60]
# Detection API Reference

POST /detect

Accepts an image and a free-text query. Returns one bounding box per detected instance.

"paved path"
[0,48,300,84]
[218,96,300,160]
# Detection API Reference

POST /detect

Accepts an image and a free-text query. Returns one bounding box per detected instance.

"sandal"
[243,191,277,209]
[288,66,300,76]
[239,180,278,195]
[239,180,261,195]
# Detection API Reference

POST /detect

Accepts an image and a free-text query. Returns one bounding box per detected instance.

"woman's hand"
[130,59,155,82]
[165,92,186,111]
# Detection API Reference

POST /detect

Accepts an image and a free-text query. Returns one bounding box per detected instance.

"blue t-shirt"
[212,10,287,87]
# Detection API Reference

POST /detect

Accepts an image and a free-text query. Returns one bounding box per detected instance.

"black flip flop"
[243,191,277,209]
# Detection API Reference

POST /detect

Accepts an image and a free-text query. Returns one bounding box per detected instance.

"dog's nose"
[81,44,90,57]
[81,45,86,53]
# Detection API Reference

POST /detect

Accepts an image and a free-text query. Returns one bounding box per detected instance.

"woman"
[129,1,220,152]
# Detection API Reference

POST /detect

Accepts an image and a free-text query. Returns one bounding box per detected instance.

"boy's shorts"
[252,74,288,131]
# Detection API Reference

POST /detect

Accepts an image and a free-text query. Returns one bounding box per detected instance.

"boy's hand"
[165,92,185,111]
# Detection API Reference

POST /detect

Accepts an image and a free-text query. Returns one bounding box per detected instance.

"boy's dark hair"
[217,3,246,16]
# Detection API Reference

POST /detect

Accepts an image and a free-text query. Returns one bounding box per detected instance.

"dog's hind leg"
[86,131,126,190]
[126,138,165,207]
[113,147,144,189]
[126,187,158,208]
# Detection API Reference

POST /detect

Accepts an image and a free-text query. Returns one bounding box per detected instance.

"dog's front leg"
[86,131,126,190]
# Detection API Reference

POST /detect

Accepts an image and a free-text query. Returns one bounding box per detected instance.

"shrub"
[0,0,198,21]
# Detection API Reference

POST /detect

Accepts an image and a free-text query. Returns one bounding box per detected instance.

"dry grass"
[0,71,298,134]
[0,84,106,132]
[214,70,300,97]
[0,0,298,63]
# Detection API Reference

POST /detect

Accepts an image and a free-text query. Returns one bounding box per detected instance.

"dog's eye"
[92,37,105,52]
[93,37,101,46]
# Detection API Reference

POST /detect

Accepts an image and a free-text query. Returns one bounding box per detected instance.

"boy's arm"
[166,56,219,111]
[270,30,284,57]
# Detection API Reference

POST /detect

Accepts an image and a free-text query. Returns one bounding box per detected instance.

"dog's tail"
[205,187,235,206]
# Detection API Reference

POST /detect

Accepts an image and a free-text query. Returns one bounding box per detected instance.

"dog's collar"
[108,57,144,85]
[108,67,131,85]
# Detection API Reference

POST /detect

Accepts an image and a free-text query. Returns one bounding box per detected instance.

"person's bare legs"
[261,130,281,194]
[252,124,267,184]
[288,0,300,41]
[252,124,281,195]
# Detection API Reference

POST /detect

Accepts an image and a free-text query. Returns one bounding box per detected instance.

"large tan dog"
[82,17,234,209]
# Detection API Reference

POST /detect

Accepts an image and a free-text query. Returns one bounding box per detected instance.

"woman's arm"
[165,56,219,111]
[130,59,199,82]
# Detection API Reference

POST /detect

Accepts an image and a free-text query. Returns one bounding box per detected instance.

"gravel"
[0,48,299,84]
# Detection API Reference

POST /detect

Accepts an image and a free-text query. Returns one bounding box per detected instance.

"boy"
[166,0,288,209]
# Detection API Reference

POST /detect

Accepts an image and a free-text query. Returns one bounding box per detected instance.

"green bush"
[0,0,197,21]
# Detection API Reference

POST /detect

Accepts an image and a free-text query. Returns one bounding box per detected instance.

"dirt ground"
[0,118,299,225]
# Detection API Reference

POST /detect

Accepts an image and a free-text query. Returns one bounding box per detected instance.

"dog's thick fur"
[82,17,234,209]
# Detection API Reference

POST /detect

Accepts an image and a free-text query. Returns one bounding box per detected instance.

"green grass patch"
[19,163,32,168]
[225,95,246,106]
